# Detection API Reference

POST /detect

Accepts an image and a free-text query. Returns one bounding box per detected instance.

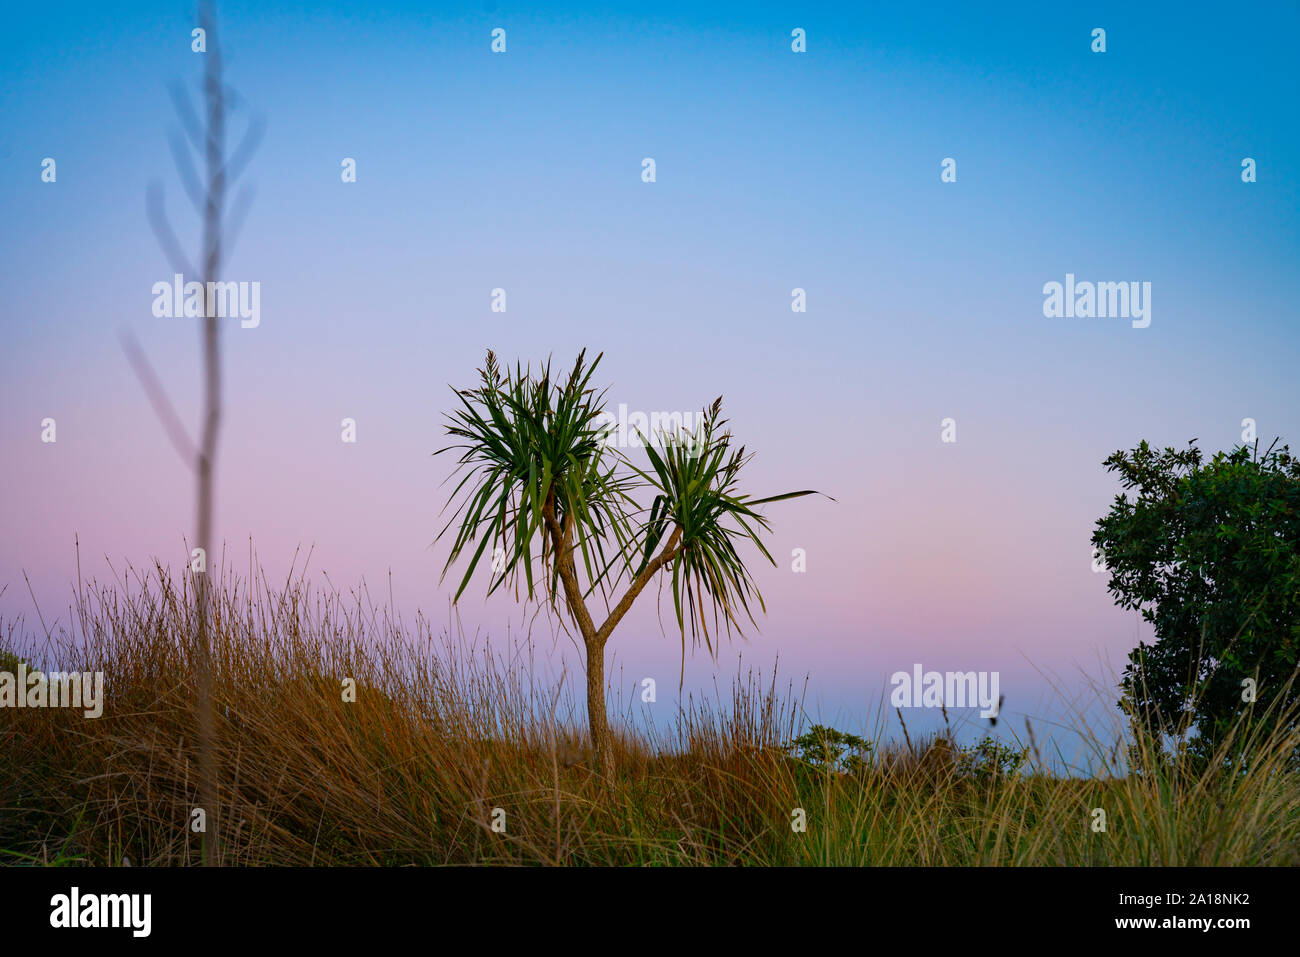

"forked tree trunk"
[545,492,681,780]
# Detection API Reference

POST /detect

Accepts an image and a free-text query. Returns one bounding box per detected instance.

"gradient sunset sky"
[3,1,1298,764]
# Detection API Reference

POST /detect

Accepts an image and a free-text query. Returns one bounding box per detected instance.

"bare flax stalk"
[128,0,260,865]
[192,0,224,868]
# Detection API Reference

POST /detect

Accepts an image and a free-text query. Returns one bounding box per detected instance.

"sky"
[2,1,1298,767]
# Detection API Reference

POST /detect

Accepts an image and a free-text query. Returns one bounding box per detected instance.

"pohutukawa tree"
[436,350,824,775]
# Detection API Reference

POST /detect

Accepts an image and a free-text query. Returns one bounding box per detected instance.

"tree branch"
[595,525,682,647]
[145,182,198,278]
[119,329,198,465]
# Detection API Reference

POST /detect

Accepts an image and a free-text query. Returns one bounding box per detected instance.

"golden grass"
[2,560,1297,866]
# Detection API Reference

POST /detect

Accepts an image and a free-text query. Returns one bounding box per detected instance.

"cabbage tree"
[435,350,823,775]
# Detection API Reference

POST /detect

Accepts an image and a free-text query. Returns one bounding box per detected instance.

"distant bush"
[785,724,872,773]
[956,735,1029,780]
[784,726,1026,781]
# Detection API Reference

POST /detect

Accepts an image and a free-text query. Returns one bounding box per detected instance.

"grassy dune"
[2,564,1297,866]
